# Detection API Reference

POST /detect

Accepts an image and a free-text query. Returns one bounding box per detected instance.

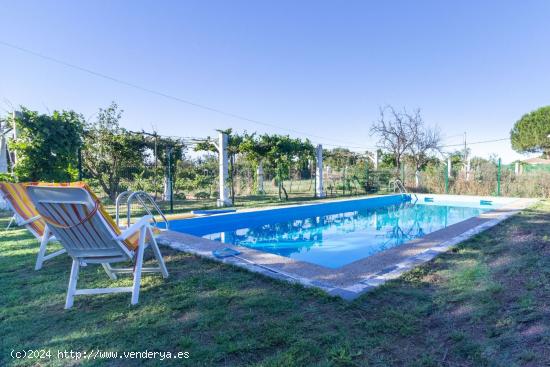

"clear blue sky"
[1,0,549,162]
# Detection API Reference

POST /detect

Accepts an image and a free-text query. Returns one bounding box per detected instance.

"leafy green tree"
[8,107,84,181]
[511,106,550,157]
[255,134,314,200]
[324,148,362,170]
[174,155,217,198]
[0,173,15,182]
[239,132,271,194]
[141,133,186,200]
[81,103,147,201]
[379,152,397,169]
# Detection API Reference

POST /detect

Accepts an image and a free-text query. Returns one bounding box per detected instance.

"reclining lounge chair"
[0,182,65,270]
[26,182,169,309]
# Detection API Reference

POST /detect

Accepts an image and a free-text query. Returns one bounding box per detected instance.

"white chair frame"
[63,215,169,309]
[1,194,65,270]
[26,185,169,309]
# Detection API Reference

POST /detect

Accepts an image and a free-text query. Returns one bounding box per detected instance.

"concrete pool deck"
[157,195,537,300]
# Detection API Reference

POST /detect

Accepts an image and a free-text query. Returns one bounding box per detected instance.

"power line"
[1,41,515,153]
[128,126,511,152]
[441,137,510,148]
[0,40,367,147]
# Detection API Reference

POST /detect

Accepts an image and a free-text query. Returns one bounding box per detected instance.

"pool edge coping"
[157,195,538,301]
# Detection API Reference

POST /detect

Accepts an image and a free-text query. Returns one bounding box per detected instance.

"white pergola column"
[315,144,326,198]
[447,156,452,177]
[163,148,173,201]
[515,161,520,176]
[11,111,21,165]
[216,132,231,207]
[367,150,379,170]
[256,161,264,194]
[163,178,172,201]
[0,120,7,173]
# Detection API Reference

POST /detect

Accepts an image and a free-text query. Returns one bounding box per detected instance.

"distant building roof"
[522,157,550,165]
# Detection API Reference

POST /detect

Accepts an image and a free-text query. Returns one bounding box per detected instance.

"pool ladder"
[115,191,169,230]
[389,179,418,204]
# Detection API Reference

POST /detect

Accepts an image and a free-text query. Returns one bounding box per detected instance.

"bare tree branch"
[370,106,419,170]
[370,105,441,187]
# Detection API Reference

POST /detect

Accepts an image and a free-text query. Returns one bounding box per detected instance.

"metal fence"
[3,148,548,220]
[78,153,550,219]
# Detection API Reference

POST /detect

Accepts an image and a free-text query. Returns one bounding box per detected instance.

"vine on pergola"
[196,131,315,202]
[246,134,314,200]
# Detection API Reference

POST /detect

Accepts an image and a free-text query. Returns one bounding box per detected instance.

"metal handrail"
[127,191,169,230]
[115,190,169,230]
[389,179,419,204]
[115,191,132,227]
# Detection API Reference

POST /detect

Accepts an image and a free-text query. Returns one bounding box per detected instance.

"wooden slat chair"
[26,183,169,309]
[0,182,65,270]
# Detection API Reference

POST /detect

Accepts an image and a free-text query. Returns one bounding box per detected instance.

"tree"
[81,103,147,201]
[511,106,550,157]
[239,132,271,194]
[323,148,361,170]
[8,107,84,181]
[141,133,186,200]
[173,154,216,199]
[255,134,314,200]
[370,106,419,173]
[407,118,441,187]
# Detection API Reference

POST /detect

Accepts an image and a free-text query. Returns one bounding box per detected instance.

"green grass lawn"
[1,201,550,366]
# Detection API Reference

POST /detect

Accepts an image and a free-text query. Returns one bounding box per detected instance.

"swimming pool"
[166,195,500,268]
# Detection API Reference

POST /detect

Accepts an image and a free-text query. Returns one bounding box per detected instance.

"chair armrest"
[117,215,153,241]
[19,215,42,226]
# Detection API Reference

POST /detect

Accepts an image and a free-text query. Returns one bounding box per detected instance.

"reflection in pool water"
[203,203,487,268]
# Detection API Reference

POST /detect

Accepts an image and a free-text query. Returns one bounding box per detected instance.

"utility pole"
[463,132,467,161]
[497,158,501,196]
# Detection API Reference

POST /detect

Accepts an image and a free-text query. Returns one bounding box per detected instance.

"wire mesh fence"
[3,141,550,222]
[408,160,550,198]
[77,152,550,220]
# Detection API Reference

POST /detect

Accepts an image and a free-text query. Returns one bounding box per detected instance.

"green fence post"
[365,164,369,193]
[497,158,501,196]
[444,162,449,194]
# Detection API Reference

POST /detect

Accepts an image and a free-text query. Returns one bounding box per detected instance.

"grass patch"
[1,201,550,366]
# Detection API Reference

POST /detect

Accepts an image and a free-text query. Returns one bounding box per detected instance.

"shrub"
[194,191,210,199]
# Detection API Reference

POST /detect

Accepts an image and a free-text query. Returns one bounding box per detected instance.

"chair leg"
[148,227,169,278]
[101,263,118,280]
[131,227,146,305]
[65,259,80,309]
[5,215,15,230]
[35,227,51,270]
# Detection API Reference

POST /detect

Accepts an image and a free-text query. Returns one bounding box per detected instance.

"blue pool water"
[167,196,494,268]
